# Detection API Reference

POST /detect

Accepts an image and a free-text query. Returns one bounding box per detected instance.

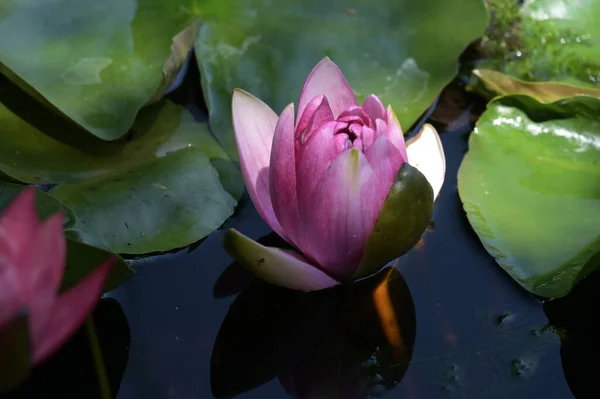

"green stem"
[85,317,111,399]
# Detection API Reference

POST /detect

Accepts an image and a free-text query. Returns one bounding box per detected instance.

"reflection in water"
[0,298,130,399]
[211,266,415,399]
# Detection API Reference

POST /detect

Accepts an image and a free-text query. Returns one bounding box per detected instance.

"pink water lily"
[0,188,114,366]
[226,57,445,291]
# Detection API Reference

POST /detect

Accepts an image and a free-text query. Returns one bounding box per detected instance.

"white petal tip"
[406,124,446,200]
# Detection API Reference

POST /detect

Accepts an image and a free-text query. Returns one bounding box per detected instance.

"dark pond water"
[3,55,600,399]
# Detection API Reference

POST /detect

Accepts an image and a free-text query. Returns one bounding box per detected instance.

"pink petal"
[362,94,386,121]
[298,149,380,279]
[20,213,66,344]
[270,103,300,246]
[295,121,339,214]
[360,126,375,148]
[377,108,408,162]
[0,250,23,328]
[222,229,340,292]
[297,57,357,119]
[337,106,372,127]
[32,257,114,365]
[0,187,40,262]
[364,136,406,205]
[295,95,334,143]
[335,133,352,152]
[232,89,285,238]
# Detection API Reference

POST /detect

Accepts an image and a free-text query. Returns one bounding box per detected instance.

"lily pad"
[0,184,133,293]
[478,0,600,97]
[0,0,199,140]
[195,0,489,157]
[0,70,242,254]
[457,94,600,298]
[45,100,241,254]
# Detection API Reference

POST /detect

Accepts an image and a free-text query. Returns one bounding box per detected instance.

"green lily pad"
[0,68,242,254]
[45,100,241,254]
[478,0,600,97]
[0,182,75,228]
[0,184,133,293]
[0,0,199,140]
[457,94,600,298]
[0,81,241,254]
[195,0,489,157]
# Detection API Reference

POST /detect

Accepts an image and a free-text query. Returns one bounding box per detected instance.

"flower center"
[333,116,375,152]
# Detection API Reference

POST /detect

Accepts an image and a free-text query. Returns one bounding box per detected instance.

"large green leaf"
[45,100,241,254]
[0,69,241,254]
[478,0,600,98]
[0,0,199,140]
[0,184,133,293]
[195,0,488,157]
[457,94,600,298]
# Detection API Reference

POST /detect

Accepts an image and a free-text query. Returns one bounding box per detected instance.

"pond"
[3,54,598,399]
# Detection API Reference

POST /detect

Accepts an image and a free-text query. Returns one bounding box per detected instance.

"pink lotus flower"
[225,58,445,291]
[0,187,114,366]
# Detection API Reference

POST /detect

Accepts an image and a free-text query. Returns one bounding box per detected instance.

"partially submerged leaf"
[458,94,600,298]
[470,69,600,101]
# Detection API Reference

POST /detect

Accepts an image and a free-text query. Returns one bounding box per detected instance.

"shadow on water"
[1,298,130,399]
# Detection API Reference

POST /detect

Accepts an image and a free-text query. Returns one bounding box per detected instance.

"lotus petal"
[232,89,285,237]
[270,103,300,245]
[298,58,357,119]
[32,257,114,364]
[406,124,446,200]
[299,149,379,279]
[222,229,340,292]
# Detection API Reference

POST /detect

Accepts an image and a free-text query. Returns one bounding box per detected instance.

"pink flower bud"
[228,58,445,290]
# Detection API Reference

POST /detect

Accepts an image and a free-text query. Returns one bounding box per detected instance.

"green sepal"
[353,163,434,279]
